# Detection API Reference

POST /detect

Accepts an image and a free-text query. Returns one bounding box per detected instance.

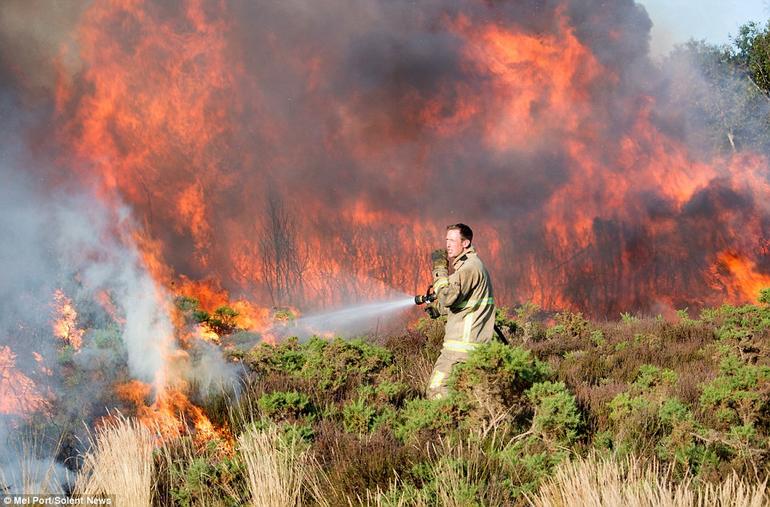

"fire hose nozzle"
[414,293,436,305]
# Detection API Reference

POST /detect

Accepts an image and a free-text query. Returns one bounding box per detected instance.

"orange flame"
[113,380,226,443]
[52,289,84,349]
[714,252,770,303]
[49,0,770,318]
[0,346,49,416]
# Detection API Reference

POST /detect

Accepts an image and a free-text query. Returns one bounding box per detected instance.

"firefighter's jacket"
[432,246,495,353]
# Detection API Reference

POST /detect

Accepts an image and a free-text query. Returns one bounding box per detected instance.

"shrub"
[394,398,456,442]
[206,306,240,336]
[258,391,314,422]
[450,342,551,430]
[153,432,248,507]
[496,439,568,499]
[342,397,390,435]
[545,312,590,339]
[699,354,770,430]
[527,381,582,445]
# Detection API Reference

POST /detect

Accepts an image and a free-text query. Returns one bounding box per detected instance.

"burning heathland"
[2,0,770,503]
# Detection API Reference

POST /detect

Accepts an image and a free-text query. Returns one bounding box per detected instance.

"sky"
[638,0,770,56]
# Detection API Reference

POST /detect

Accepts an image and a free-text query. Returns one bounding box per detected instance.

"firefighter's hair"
[447,223,473,243]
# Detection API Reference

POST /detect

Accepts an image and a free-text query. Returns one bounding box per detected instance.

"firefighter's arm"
[433,268,467,308]
[431,248,471,309]
[425,284,448,318]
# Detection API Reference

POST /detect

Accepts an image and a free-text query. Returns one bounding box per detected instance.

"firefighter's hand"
[425,303,441,319]
[431,249,448,278]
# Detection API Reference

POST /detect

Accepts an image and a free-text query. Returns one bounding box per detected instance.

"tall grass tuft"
[238,424,316,507]
[530,453,770,507]
[74,415,156,507]
[699,472,770,507]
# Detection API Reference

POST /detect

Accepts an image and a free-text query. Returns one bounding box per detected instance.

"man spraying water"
[422,223,496,399]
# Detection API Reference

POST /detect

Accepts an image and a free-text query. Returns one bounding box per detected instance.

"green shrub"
[545,311,590,339]
[450,342,550,420]
[527,381,582,444]
[633,364,677,390]
[496,438,567,498]
[395,398,456,442]
[495,306,518,336]
[452,342,550,389]
[296,337,394,396]
[58,344,75,365]
[342,397,379,434]
[699,354,770,429]
[373,380,410,406]
[162,438,246,507]
[247,337,306,374]
[605,365,684,456]
[206,306,239,336]
[257,390,313,421]
[90,325,122,349]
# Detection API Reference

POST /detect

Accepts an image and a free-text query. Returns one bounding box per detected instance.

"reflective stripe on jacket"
[433,246,495,348]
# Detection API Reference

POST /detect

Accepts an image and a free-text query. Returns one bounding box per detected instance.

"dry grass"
[239,424,321,507]
[353,479,429,507]
[74,415,156,507]
[530,453,770,507]
[0,435,68,495]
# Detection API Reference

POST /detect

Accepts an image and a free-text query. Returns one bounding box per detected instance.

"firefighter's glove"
[431,249,448,279]
[425,303,441,320]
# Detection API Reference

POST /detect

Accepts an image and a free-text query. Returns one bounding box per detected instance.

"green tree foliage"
[174,296,240,336]
[662,39,768,155]
[732,21,770,93]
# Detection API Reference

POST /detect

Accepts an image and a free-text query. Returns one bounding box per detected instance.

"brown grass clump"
[380,328,440,396]
[309,421,425,505]
[530,453,770,507]
[238,423,321,507]
[74,415,156,507]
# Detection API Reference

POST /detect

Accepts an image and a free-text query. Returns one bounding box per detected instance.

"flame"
[0,346,49,416]
[32,351,53,377]
[95,290,124,325]
[714,252,770,303]
[45,0,770,319]
[52,289,84,349]
[175,277,272,334]
[114,380,225,443]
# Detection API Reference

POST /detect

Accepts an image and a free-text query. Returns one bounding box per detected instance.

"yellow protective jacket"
[432,246,495,353]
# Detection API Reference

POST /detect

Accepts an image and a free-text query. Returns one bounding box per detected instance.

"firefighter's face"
[446,229,470,258]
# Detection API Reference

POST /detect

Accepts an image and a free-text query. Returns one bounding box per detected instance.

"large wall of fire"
[3,0,770,317]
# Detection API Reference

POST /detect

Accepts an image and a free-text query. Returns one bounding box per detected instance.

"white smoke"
[0,96,222,484]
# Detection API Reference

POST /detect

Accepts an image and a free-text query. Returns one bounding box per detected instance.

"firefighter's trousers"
[426,348,468,399]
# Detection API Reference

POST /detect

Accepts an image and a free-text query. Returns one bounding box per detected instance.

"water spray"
[289,296,417,338]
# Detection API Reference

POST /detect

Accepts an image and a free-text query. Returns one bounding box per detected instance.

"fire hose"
[414,286,509,345]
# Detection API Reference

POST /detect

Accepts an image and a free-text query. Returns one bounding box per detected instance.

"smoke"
[183,338,240,398]
[0,418,72,494]
[0,148,173,385]
[0,93,187,481]
[0,0,769,485]
[0,0,87,96]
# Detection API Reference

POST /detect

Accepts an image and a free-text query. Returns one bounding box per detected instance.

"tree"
[661,39,769,155]
[259,191,309,307]
[731,21,770,95]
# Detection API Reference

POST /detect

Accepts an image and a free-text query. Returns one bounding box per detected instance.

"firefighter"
[425,223,495,399]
